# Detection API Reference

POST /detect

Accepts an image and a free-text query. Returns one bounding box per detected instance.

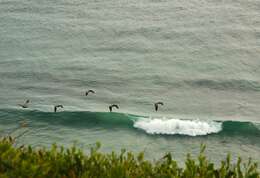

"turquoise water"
[0,0,260,164]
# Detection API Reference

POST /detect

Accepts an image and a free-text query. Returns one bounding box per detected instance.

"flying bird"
[109,104,119,112]
[85,90,95,96]
[18,100,30,108]
[54,105,64,113]
[154,102,164,111]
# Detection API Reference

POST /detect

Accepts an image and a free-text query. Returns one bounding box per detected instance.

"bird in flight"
[154,102,164,111]
[109,104,119,112]
[18,100,30,108]
[85,90,95,96]
[54,105,64,113]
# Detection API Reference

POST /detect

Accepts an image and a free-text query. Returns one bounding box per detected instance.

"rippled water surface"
[0,0,260,164]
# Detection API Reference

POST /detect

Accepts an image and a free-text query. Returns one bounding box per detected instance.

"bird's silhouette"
[154,102,164,111]
[109,104,119,112]
[85,90,95,96]
[54,105,64,113]
[18,100,30,108]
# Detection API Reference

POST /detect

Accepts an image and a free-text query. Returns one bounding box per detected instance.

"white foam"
[133,117,222,136]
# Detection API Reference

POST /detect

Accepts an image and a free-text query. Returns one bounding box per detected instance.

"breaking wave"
[134,117,222,136]
[0,109,259,137]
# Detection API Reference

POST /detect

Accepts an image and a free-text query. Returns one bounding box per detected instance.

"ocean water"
[0,0,260,164]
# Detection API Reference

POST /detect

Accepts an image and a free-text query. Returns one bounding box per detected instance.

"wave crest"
[134,118,222,136]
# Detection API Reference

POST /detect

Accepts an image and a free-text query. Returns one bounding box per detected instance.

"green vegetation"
[0,137,259,178]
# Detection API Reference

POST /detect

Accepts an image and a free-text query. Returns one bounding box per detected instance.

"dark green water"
[0,109,260,164]
[0,0,260,165]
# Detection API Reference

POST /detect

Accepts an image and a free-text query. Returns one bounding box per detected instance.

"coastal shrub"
[0,137,259,178]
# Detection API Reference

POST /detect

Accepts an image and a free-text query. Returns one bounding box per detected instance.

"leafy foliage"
[0,137,259,178]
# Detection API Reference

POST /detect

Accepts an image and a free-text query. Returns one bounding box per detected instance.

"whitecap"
[133,117,222,136]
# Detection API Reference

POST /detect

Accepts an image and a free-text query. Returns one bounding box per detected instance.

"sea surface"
[0,0,260,165]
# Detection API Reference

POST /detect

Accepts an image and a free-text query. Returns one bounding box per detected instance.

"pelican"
[18,100,30,108]
[85,90,95,96]
[54,105,64,113]
[109,104,119,112]
[154,102,164,111]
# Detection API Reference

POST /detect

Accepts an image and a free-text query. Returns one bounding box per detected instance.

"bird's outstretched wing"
[88,90,95,93]
[111,104,119,109]
[109,104,119,112]
[86,90,95,96]
[154,104,158,111]
[157,102,164,105]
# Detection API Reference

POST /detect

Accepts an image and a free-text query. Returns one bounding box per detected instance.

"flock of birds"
[18,90,164,113]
